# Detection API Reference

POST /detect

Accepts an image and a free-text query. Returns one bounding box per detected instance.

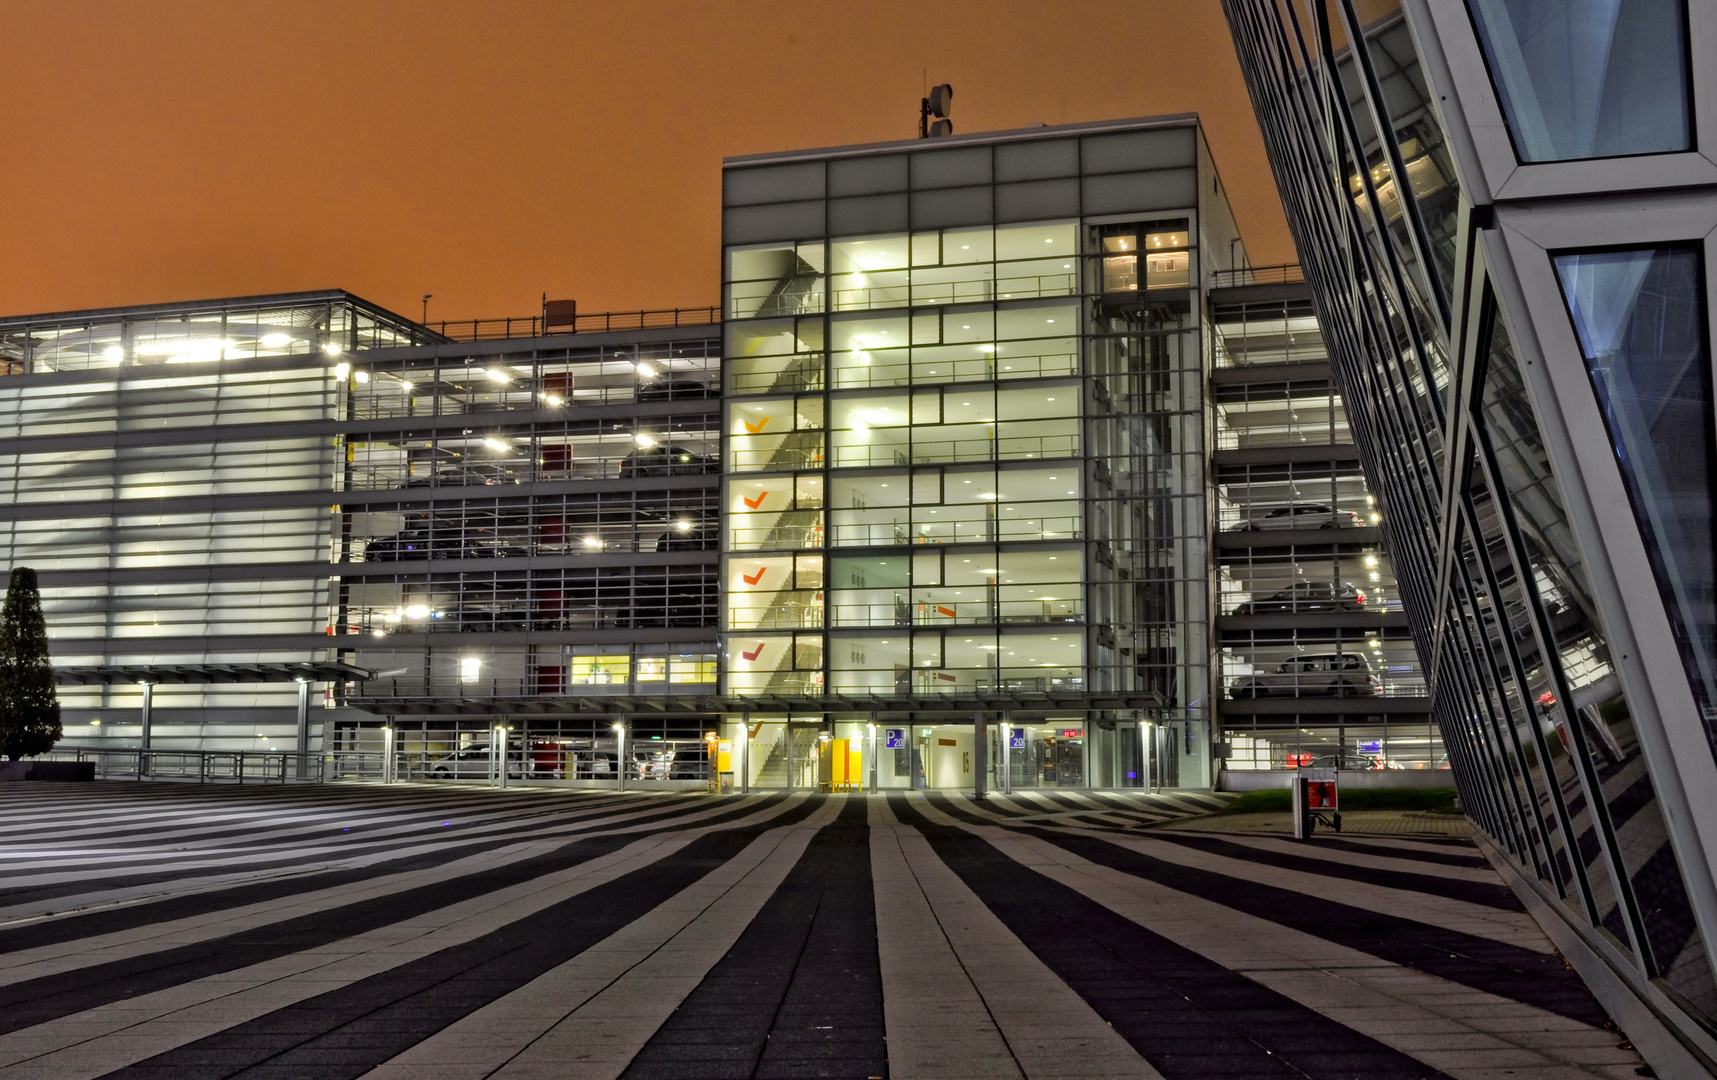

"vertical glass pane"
[1554,247,1717,755]
[1468,0,1692,162]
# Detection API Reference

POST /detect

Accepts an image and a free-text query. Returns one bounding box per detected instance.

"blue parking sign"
[1010,728,1026,749]
[884,728,906,749]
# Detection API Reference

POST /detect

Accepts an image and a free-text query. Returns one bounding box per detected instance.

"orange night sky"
[0,1,1291,323]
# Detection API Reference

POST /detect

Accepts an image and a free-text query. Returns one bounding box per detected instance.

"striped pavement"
[0,782,1648,1079]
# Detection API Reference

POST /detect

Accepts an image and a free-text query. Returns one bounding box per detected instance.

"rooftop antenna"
[421,294,433,324]
[920,83,953,138]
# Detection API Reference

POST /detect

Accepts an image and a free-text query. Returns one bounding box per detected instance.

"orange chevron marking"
[742,568,765,586]
[743,491,768,509]
[743,416,771,433]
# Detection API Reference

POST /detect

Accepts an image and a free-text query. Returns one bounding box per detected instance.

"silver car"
[1232,653,1379,698]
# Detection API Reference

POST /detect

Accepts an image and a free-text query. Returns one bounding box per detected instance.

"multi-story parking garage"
[0,291,725,775]
[1208,271,1435,774]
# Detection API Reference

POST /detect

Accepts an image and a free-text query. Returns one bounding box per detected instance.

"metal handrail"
[1209,265,1306,289]
[430,306,721,343]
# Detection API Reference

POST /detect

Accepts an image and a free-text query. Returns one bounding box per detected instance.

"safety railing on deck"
[430,307,720,343]
[37,746,365,783]
[1208,264,1306,289]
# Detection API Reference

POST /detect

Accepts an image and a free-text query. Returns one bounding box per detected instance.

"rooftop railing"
[1208,264,1306,289]
[430,306,721,342]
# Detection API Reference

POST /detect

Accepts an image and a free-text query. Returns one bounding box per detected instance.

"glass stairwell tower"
[717,117,1245,793]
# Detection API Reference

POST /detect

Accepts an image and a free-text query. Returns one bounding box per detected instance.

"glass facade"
[719,122,1233,791]
[1467,0,1693,162]
[1225,0,1717,1055]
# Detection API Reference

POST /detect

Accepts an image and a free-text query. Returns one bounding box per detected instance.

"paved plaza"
[0,783,1647,1079]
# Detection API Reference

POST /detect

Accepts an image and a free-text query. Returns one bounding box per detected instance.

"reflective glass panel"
[1468,0,1692,161]
[1555,247,1717,755]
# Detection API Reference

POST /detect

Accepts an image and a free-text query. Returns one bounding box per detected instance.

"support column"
[740,712,749,795]
[139,682,154,777]
[494,725,508,789]
[1001,710,1011,795]
[614,723,626,792]
[868,717,877,793]
[1139,719,1150,793]
[382,725,396,784]
[973,710,986,799]
[295,680,311,780]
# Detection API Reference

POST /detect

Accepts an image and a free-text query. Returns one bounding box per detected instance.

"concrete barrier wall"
[1219,768,1455,792]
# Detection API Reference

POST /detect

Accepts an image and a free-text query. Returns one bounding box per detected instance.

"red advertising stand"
[1293,768,1341,839]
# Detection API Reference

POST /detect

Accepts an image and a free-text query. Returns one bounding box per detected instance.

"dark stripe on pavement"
[620,797,886,1080]
[1148,832,1522,910]
[892,794,1450,1080]
[94,825,797,1080]
[1305,836,1492,870]
[0,794,803,1035]
[1022,825,1612,1028]
[0,791,760,914]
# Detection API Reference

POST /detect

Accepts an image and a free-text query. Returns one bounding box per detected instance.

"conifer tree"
[0,568,61,760]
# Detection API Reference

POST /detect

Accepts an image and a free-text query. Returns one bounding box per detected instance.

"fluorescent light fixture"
[483,438,509,451]
[405,604,430,619]
[324,343,343,356]
[333,363,350,379]
[261,332,293,348]
[485,368,510,383]
[459,657,481,683]
[354,371,369,383]
[635,433,657,448]
[675,520,693,532]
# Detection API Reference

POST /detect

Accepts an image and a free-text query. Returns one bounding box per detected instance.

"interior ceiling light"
[261,332,294,348]
[485,368,510,383]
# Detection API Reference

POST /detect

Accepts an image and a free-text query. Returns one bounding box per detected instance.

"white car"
[1241,505,1365,531]
[428,744,522,779]
[1232,653,1379,698]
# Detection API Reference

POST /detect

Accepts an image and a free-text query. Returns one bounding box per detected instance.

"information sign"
[884,728,906,750]
[1009,728,1026,749]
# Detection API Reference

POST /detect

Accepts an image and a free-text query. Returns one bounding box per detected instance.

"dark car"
[1302,753,1383,771]
[1234,581,1367,615]
[1240,505,1365,531]
[666,747,711,779]
[637,379,715,402]
[654,510,716,551]
[620,444,718,477]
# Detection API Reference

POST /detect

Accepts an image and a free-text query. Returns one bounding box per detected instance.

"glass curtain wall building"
[0,291,723,768]
[1224,0,1717,1068]
[718,117,1245,791]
